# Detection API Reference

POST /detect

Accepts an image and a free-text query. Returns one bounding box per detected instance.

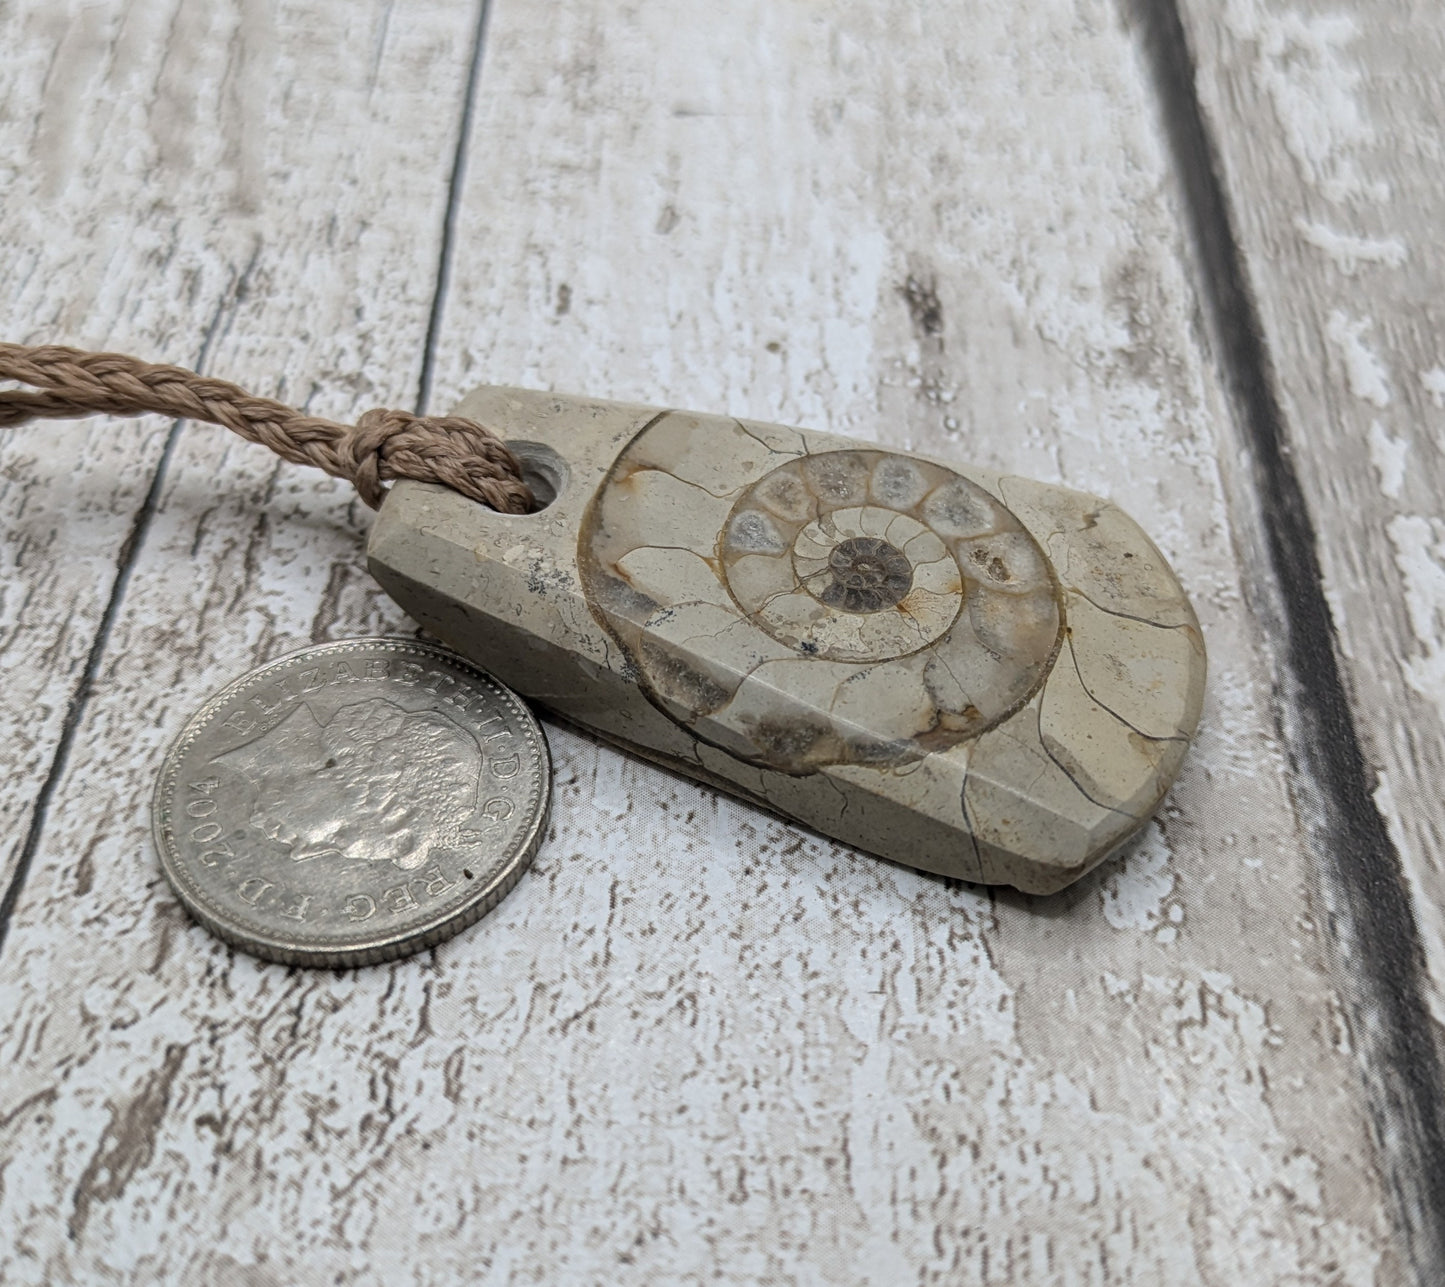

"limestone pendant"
[368,387,1206,895]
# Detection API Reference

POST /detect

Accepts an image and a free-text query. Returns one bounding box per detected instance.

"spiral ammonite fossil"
[816,536,912,613]
[578,415,1064,774]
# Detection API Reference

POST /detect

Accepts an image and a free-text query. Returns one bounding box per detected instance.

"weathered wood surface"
[1163,0,1445,1264]
[0,0,1436,1281]
[1177,0,1445,1008]
[0,0,271,901]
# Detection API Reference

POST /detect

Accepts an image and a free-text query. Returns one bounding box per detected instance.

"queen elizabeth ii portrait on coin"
[215,697,484,871]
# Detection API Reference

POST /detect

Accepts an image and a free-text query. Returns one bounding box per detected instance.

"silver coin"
[152,639,550,967]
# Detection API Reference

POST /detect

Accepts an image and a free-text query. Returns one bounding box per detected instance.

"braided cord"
[0,343,533,514]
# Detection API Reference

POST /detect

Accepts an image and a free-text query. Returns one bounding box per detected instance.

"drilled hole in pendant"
[507,440,567,512]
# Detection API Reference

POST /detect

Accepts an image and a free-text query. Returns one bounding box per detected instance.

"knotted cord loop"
[0,343,534,514]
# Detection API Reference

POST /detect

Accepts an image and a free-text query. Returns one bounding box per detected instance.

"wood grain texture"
[1168,0,1445,1269]
[0,0,272,900]
[0,0,1420,1281]
[1176,0,1445,1016]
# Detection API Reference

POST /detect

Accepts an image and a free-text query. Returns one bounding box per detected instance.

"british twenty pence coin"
[152,639,550,967]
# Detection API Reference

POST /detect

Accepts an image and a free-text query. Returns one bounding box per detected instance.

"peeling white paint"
[1367,420,1408,499]
[1223,0,1387,204]
[1322,584,1357,660]
[1296,218,1407,274]
[1387,515,1445,719]
[1326,310,1392,407]
[1421,367,1445,410]
[1376,767,1445,1028]
[1100,823,1176,933]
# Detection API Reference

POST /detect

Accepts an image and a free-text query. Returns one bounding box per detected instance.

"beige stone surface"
[371,388,1206,894]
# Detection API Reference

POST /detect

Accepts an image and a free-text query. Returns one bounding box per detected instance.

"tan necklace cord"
[0,343,534,514]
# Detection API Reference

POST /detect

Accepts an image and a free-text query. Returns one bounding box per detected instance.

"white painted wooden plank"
[0,1,1404,1283]
[0,0,480,1276]
[427,0,1393,1279]
[1166,0,1445,1264]
[0,0,279,895]
[1176,0,1445,1034]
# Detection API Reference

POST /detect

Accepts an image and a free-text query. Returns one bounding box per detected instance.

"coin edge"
[151,638,550,968]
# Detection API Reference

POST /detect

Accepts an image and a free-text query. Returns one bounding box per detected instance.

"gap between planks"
[0,0,497,957]
[1128,0,1445,1275]
[416,0,494,416]
[0,274,249,956]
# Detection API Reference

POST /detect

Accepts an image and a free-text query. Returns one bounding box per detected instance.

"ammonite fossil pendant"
[368,387,1205,895]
